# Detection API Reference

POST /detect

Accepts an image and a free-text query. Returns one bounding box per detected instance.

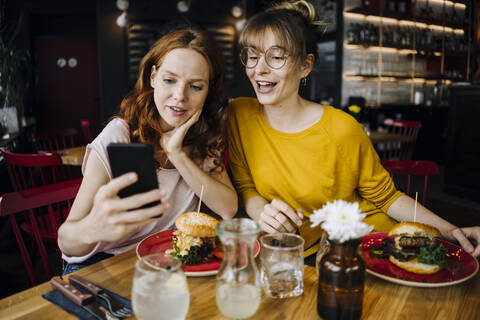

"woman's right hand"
[82,172,170,243]
[259,199,303,233]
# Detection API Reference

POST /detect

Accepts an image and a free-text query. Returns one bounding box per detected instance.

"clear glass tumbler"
[216,218,261,319]
[260,233,305,298]
[132,253,189,320]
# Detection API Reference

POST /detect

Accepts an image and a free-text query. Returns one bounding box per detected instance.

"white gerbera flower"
[310,200,373,243]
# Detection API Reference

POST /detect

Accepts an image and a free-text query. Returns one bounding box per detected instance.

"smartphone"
[107,143,160,208]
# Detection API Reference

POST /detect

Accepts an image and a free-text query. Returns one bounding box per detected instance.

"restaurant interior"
[0,0,479,317]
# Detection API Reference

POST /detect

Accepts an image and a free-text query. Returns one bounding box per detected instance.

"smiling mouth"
[256,81,277,93]
[168,105,186,113]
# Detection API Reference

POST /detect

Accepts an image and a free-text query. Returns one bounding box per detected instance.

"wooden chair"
[382,119,422,160]
[32,128,80,152]
[0,178,82,285]
[381,160,439,205]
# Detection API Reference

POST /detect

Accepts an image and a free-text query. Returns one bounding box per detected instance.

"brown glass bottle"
[317,239,365,320]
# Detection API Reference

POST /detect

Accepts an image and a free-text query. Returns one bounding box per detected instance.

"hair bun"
[269,0,316,23]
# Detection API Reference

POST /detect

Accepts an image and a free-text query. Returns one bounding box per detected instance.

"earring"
[301,77,307,87]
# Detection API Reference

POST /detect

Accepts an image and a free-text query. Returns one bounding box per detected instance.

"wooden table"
[56,146,86,166]
[369,131,415,144]
[1,249,479,320]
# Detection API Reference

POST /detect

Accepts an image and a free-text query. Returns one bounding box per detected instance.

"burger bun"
[175,211,219,238]
[389,255,441,275]
[389,222,441,237]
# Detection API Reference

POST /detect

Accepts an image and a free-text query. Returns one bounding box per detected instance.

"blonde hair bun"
[269,0,316,23]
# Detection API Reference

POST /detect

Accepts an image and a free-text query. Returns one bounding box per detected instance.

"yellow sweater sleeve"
[329,116,403,214]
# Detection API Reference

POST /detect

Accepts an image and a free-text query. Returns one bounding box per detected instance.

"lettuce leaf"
[417,244,448,268]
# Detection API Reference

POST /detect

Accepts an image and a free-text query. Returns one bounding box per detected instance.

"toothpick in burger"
[168,212,219,265]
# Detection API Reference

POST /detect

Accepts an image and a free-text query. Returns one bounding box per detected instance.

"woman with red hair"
[58,27,237,273]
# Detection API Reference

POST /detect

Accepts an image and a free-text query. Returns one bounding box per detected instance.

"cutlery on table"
[50,276,119,320]
[69,274,133,318]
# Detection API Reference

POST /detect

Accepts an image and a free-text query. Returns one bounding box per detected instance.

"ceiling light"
[177,0,190,13]
[116,12,128,27]
[235,19,246,31]
[231,5,243,18]
[116,0,129,11]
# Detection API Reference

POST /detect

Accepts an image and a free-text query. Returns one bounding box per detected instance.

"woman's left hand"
[449,227,480,257]
[161,111,201,155]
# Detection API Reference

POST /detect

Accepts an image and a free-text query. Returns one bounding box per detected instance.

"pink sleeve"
[81,118,130,179]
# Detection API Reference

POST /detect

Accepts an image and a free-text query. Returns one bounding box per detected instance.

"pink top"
[62,118,199,263]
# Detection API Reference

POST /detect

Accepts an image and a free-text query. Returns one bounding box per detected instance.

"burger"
[387,222,447,275]
[169,212,219,265]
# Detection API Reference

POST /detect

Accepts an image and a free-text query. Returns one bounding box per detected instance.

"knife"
[50,276,115,320]
[69,274,132,317]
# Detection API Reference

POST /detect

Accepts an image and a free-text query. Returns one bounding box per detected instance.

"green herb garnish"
[417,244,448,268]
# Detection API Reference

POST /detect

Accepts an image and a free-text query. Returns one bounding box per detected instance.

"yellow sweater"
[228,97,402,256]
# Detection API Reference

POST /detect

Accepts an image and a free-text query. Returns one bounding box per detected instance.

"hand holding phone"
[107,143,161,208]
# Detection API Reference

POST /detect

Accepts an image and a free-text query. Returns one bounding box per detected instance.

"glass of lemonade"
[260,233,305,298]
[132,253,189,320]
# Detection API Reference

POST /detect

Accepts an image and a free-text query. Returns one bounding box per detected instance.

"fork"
[69,275,133,318]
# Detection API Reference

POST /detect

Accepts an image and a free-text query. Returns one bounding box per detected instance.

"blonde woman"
[228,1,480,261]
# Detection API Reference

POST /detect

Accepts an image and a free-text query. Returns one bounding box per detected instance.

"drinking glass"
[260,233,304,298]
[132,253,189,320]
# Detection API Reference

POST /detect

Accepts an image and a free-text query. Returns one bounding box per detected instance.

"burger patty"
[399,236,436,248]
[380,238,417,261]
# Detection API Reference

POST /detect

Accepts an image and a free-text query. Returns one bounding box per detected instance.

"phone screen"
[107,143,160,208]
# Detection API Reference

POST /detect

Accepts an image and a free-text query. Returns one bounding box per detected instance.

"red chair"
[80,119,93,144]
[0,178,82,285]
[32,128,80,152]
[382,119,422,160]
[0,148,71,191]
[1,148,79,285]
[1,148,75,237]
[381,160,439,205]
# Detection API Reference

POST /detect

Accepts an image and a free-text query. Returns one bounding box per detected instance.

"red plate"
[361,232,479,287]
[136,229,260,277]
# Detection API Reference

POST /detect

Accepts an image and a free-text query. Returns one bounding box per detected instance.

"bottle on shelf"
[384,0,396,13]
[362,0,382,11]
[347,24,356,43]
[450,6,459,25]
[397,0,411,15]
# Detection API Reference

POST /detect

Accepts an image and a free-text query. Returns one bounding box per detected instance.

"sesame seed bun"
[388,222,441,237]
[175,212,219,238]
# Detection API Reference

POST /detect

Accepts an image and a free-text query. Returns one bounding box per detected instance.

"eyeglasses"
[239,46,289,70]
